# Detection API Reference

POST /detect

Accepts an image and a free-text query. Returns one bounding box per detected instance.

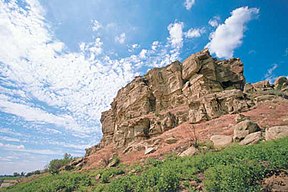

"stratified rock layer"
[97,49,252,148]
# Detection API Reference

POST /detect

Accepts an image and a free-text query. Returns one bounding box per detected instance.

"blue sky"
[0,0,287,174]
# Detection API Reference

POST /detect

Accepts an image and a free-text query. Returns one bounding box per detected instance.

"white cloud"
[128,43,140,52]
[151,41,159,51]
[0,0,138,142]
[0,128,24,137]
[208,16,220,27]
[265,64,278,83]
[0,136,21,142]
[80,37,103,60]
[0,94,82,133]
[0,142,61,155]
[139,49,147,59]
[167,22,184,49]
[0,1,186,158]
[115,33,126,44]
[206,7,259,59]
[91,19,102,31]
[132,44,139,49]
[0,0,191,174]
[184,0,195,10]
[185,27,205,38]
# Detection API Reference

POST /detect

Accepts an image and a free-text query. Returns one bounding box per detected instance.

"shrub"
[100,168,125,183]
[48,153,73,174]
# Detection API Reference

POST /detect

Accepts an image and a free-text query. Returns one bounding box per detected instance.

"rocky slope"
[82,49,288,169]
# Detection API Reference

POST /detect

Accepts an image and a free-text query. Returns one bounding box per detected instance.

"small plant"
[188,124,199,148]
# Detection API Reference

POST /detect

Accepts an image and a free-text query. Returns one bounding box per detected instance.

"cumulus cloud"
[115,33,126,44]
[206,7,259,59]
[184,0,195,10]
[167,22,184,49]
[185,27,205,38]
[208,16,220,27]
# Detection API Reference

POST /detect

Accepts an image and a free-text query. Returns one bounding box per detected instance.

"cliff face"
[98,49,254,149]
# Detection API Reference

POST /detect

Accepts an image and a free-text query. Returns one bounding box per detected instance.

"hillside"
[80,49,288,170]
[1,138,288,191]
[1,49,288,191]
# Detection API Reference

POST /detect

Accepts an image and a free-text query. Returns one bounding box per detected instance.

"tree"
[13,172,20,177]
[48,153,74,174]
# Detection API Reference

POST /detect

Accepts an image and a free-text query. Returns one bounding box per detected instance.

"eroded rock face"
[85,48,288,157]
[96,49,249,149]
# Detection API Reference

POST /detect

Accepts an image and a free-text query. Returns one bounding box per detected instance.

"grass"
[0,177,20,181]
[2,137,288,192]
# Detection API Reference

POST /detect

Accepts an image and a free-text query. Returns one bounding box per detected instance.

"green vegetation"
[2,137,288,192]
[48,153,74,174]
[1,172,91,192]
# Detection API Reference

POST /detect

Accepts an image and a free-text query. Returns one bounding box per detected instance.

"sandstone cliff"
[81,49,288,168]
[90,49,258,153]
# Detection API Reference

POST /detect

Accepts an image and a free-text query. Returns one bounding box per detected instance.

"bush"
[48,153,73,174]
[100,168,125,183]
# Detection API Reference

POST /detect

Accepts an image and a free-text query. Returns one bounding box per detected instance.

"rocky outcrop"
[87,48,287,154]
[274,76,288,91]
[95,49,249,149]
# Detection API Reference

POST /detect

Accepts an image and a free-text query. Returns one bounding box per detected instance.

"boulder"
[274,76,288,90]
[233,120,260,141]
[239,131,262,145]
[235,114,249,123]
[144,147,156,155]
[107,157,120,167]
[179,146,198,157]
[210,135,233,148]
[244,83,255,93]
[165,137,178,144]
[252,80,271,91]
[265,126,288,141]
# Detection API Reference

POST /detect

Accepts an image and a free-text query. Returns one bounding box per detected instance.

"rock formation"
[95,49,251,149]
[86,48,288,156]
